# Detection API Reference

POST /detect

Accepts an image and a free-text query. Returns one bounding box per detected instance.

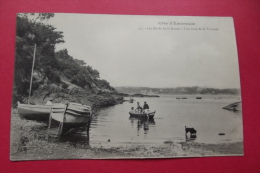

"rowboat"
[129,111,156,118]
[51,103,92,129]
[223,101,241,111]
[17,102,51,121]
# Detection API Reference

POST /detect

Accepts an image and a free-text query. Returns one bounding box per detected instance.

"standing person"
[136,102,142,113]
[143,101,150,114]
[143,101,149,110]
[46,98,53,106]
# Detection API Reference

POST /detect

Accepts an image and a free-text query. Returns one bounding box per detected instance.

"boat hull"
[223,101,241,111]
[17,103,51,121]
[51,104,92,129]
[129,111,156,118]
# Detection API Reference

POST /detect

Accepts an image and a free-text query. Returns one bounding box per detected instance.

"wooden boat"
[17,102,51,121]
[223,101,241,111]
[51,103,92,129]
[129,111,156,118]
[196,97,202,99]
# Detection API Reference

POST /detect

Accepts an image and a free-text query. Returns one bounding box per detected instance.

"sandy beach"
[10,109,243,161]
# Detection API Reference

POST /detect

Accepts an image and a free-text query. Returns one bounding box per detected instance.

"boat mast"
[28,44,37,104]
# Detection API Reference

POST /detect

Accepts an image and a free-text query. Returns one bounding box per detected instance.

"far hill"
[114,86,240,95]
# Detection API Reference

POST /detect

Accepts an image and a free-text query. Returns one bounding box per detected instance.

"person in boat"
[130,107,135,113]
[143,101,149,110]
[46,98,53,106]
[142,101,150,114]
[135,102,143,113]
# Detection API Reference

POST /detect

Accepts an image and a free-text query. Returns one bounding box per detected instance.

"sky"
[47,14,241,88]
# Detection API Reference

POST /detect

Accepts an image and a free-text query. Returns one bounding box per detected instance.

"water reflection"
[185,134,197,142]
[129,116,156,134]
[54,94,242,147]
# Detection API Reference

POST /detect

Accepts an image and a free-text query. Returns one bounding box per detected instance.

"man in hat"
[46,98,53,106]
[143,101,149,110]
[143,101,150,114]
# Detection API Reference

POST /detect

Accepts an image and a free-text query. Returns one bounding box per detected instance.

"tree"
[14,13,64,99]
[74,59,86,66]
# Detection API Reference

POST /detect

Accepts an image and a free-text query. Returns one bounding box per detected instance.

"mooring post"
[185,126,187,139]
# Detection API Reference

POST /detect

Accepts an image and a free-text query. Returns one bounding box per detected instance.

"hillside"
[12,13,122,108]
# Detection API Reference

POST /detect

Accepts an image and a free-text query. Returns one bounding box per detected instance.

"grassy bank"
[10,109,243,161]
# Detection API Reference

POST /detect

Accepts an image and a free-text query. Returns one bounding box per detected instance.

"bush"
[61,82,69,89]
[48,71,61,84]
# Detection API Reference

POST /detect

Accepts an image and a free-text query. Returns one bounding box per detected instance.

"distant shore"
[10,109,243,161]
[117,93,160,98]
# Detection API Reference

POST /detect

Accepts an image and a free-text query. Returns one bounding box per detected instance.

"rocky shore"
[14,82,125,109]
[11,109,243,161]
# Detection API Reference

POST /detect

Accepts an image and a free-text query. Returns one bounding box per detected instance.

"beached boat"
[17,102,51,121]
[129,111,156,118]
[17,45,54,122]
[51,103,92,129]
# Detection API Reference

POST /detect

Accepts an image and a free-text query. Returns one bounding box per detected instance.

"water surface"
[66,94,243,147]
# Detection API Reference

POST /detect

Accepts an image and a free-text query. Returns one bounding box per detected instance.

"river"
[64,94,243,148]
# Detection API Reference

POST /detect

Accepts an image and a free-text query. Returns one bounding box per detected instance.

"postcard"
[10,13,243,160]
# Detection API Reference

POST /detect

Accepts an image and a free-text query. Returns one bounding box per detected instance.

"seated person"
[143,109,150,114]
[130,107,135,113]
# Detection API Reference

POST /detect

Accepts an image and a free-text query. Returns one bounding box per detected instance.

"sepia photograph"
[10,13,243,161]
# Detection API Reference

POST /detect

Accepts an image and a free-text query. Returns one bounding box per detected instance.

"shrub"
[61,82,69,89]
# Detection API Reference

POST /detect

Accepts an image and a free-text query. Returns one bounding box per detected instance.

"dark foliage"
[13,13,114,105]
[55,49,113,90]
[14,13,64,98]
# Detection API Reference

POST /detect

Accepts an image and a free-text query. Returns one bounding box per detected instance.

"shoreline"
[10,109,243,161]
[11,141,243,161]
